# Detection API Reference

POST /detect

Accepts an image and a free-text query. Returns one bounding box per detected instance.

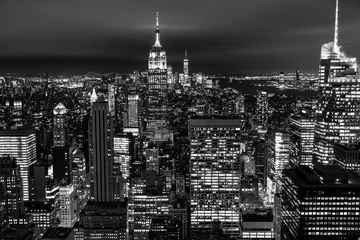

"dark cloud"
[0,0,359,75]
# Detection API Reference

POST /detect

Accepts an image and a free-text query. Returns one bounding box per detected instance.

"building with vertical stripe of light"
[0,126,36,201]
[189,118,242,239]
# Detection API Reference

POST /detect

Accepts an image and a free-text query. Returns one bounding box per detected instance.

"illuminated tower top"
[53,102,67,115]
[90,88,98,104]
[154,12,161,47]
[148,12,167,70]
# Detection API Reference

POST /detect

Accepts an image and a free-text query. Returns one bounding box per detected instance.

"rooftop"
[42,228,73,239]
[81,201,127,216]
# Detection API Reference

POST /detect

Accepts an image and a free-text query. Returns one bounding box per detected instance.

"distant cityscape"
[1,0,360,240]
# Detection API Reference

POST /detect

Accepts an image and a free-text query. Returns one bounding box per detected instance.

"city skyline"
[0,0,360,75]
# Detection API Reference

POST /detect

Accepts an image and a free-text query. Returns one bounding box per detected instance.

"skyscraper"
[0,156,24,225]
[128,93,139,129]
[147,12,168,138]
[256,91,268,129]
[282,163,360,239]
[190,118,241,239]
[183,51,189,77]
[289,114,315,167]
[267,132,290,202]
[53,102,67,147]
[89,101,114,202]
[0,126,36,201]
[58,183,76,228]
[314,0,360,164]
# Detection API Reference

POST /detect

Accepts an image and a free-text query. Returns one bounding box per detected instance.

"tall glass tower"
[314,0,360,164]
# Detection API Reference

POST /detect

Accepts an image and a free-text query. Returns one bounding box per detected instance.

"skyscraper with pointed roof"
[147,12,169,139]
[314,0,360,164]
[53,102,67,147]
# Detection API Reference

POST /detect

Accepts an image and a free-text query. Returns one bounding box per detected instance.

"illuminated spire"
[90,88,98,104]
[333,0,339,54]
[154,12,162,47]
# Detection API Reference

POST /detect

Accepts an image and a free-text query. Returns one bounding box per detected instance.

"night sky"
[0,0,359,75]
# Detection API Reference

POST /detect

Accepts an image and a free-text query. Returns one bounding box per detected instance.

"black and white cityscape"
[1,0,360,239]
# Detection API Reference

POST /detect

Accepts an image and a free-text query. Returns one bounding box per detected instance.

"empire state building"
[147,12,169,138]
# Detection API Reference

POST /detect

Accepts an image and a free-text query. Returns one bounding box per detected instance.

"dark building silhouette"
[52,146,72,184]
[282,163,360,239]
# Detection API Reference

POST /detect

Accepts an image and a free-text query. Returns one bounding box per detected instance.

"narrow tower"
[333,0,339,54]
[184,50,189,76]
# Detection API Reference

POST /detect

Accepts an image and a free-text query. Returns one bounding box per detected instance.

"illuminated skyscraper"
[267,132,290,202]
[183,51,189,77]
[190,118,241,239]
[0,156,24,225]
[0,126,36,201]
[128,93,139,128]
[147,12,168,137]
[290,114,315,167]
[90,88,97,105]
[334,143,360,175]
[58,183,76,228]
[282,163,360,239]
[256,91,268,128]
[89,101,114,202]
[53,102,67,147]
[314,0,360,164]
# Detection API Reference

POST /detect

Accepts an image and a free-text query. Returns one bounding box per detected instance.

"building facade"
[190,118,242,239]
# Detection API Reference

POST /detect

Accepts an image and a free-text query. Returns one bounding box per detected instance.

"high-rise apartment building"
[190,118,242,239]
[314,0,360,164]
[53,102,67,147]
[89,101,114,202]
[147,12,168,137]
[282,163,360,239]
[0,126,36,201]
[290,114,315,167]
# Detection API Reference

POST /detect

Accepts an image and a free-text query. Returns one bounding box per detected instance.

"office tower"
[0,126,36,201]
[148,215,181,240]
[128,93,139,128]
[235,94,245,115]
[129,172,169,240]
[334,143,360,174]
[0,156,24,225]
[256,91,268,129]
[0,206,5,240]
[79,202,128,240]
[114,135,132,198]
[267,132,290,202]
[89,101,114,202]
[53,102,67,147]
[282,163,360,239]
[58,183,76,228]
[289,114,315,167]
[147,12,168,136]
[90,88,97,104]
[53,146,72,184]
[190,118,241,239]
[29,163,59,203]
[240,208,274,239]
[314,0,360,164]
[184,51,189,77]
[3,99,23,127]
[169,197,188,240]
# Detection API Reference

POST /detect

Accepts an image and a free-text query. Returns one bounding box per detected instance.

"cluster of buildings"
[0,1,360,240]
